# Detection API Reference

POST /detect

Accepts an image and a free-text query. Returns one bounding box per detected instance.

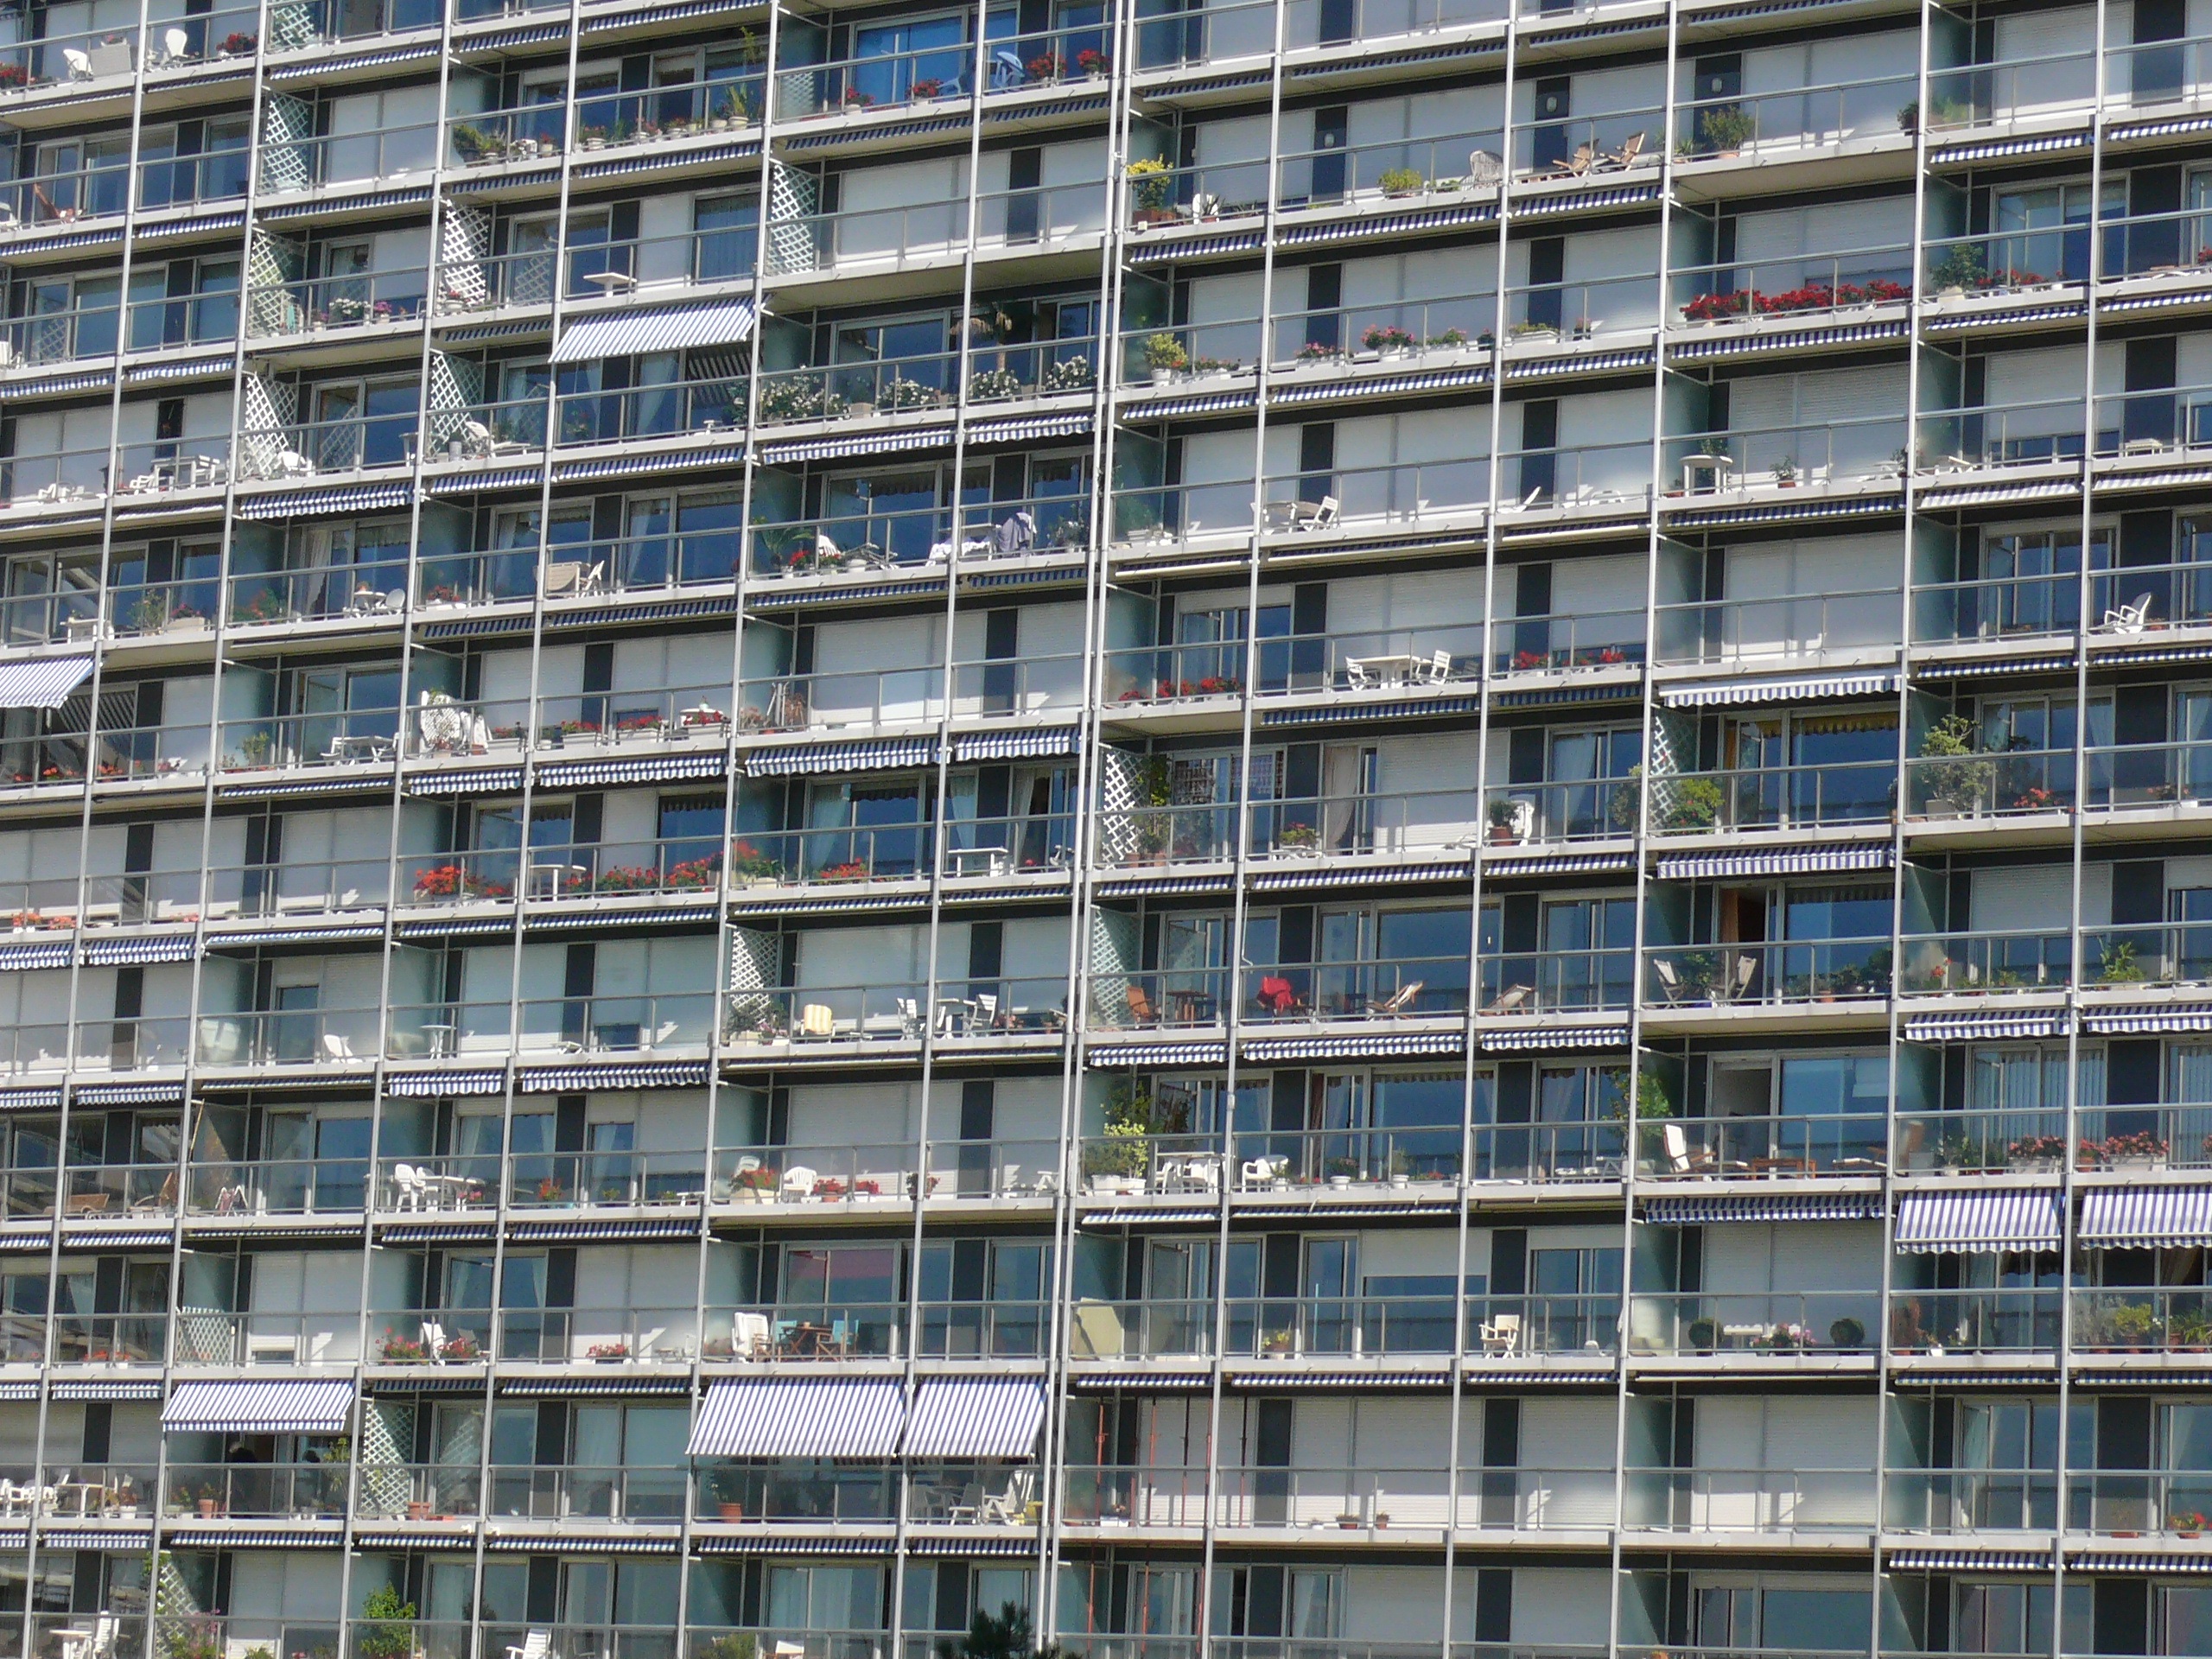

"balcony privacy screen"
[161,1379,356,1433]
[687,1378,903,1459]
[1895,1188,2062,1254]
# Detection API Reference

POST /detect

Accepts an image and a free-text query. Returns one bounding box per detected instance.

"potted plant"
[1141,333,1190,380]
[1828,1316,1866,1351]
[1694,105,1753,156]
[1277,823,1321,854]
[1897,100,1919,134]
[1931,244,1985,297]
[1325,1155,1359,1187]
[1771,455,1797,486]
[1077,48,1109,75]
[1376,166,1424,197]
[1686,1317,1718,1353]
[586,1339,631,1362]
[969,365,1024,403]
[1917,714,1995,817]
[1360,322,1417,356]
[1126,157,1175,226]
[2172,1511,2208,1538]
[1262,1327,1296,1356]
[1488,797,1524,844]
[357,1588,417,1659]
[2099,939,2147,983]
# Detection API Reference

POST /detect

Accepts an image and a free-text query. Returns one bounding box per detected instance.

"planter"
[407,1501,433,1520]
[1923,798,1966,819]
[1488,825,1520,845]
[197,1498,220,1518]
[718,1502,745,1522]
[1328,1174,1352,1188]
[1338,1516,1363,1529]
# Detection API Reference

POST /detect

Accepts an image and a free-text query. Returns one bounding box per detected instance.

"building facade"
[0,0,2205,1657]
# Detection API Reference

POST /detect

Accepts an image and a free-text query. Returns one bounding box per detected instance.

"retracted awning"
[0,657,92,710]
[903,1379,1047,1460]
[1646,1192,1884,1224]
[550,296,757,365]
[162,1380,355,1433]
[1658,671,1897,709]
[1896,1188,2062,1254]
[2079,1185,2212,1249]
[686,1378,904,1459]
[745,738,943,778]
[1656,844,1892,881]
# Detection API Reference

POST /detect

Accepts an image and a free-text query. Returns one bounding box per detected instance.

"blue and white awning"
[1659,671,1897,709]
[268,39,436,76]
[550,297,758,365]
[1125,228,1266,263]
[1656,843,1892,880]
[1271,364,1491,405]
[757,426,956,467]
[1506,347,1655,380]
[1481,851,1633,878]
[1645,1192,1883,1224]
[1242,1031,1463,1063]
[516,1060,709,1093]
[1904,1010,2069,1042]
[2066,1552,2212,1575]
[385,1068,507,1098]
[1093,875,1236,898]
[950,727,1081,762]
[1254,861,1473,890]
[965,413,1091,446]
[687,1379,904,1459]
[1916,652,2076,680]
[8,369,114,398]
[409,766,526,797]
[127,355,238,385]
[745,738,941,778]
[427,466,544,494]
[0,657,92,710]
[1480,1022,1631,1052]
[534,753,728,791]
[1131,388,1259,419]
[204,923,385,947]
[162,1379,355,1433]
[904,1379,1047,1460]
[1887,1548,2053,1573]
[552,445,744,483]
[2080,1185,2212,1248]
[0,1088,63,1111]
[1897,1188,2062,1254]
[260,185,433,219]
[235,482,416,520]
[572,141,759,181]
[79,935,197,967]
[2084,1003,2212,1035]
[0,942,77,971]
[1086,1041,1230,1069]
[73,1078,187,1106]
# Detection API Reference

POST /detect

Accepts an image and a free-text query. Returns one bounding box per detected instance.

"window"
[1988,178,2120,283]
[1546,726,1641,836]
[1541,896,1634,1008]
[694,194,759,281]
[806,777,925,879]
[852,12,968,106]
[765,1564,887,1633]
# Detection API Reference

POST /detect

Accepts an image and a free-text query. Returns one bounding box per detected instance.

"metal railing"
[1630,1291,1883,1356]
[1641,760,1897,835]
[1643,936,1894,1005]
[724,977,1066,1046]
[1652,586,1902,667]
[1898,928,2071,995]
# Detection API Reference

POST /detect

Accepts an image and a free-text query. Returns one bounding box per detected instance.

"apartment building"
[0,0,2209,1657]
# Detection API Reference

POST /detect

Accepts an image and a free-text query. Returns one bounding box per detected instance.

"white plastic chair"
[161,27,189,63]
[2103,592,2153,634]
[62,48,92,79]
[506,1632,551,1659]
[732,1311,771,1358]
[779,1165,818,1200]
[1479,1313,1521,1355]
[391,1163,424,1211]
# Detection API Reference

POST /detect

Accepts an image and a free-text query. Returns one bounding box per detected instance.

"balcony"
[712,1300,1049,1361]
[733,652,1087,738]
[721,809,1077,892]
[381,992,717,1061]
[2074,1288,2212,1354]
[1888,1287,2062,1357]
[353,1459,482,1521]
[1641,759,1896,837]
[767,183,1109,280]
[1491,606,1645,675]
[1898,928,2069,995]
[1917,395,2091,474]
[1630,1290,1882,1359]
[1670,246,1915,330]
[750,487,1095,576]
[1885,1465,2057,1533]
[406,682,733,764]
[1135,0,1507,70]
[3,1159,175,1221]
[493,1304,706,1364]
[1080,1125,1462,1198]
[244,267,429,340]
[1643,936,1892,1008]
[1068,1462,1467,1531]
[1641,1111,1888,1179]
[757,336,1098,427]
[1065,1293,1618,1362]
[1103,622,1483,709]
[779,21,1103,121]
[1131,124,1508,238]
[163,1461,346,1521]
[0,7,256,88]
[722,977,1068,1051]
[226,554,408,629]
[1666,412,1907,499]
[1510,104,1664,182]
[1478,946,1634,1016]
[1923,49,2096,134]
[486,1461,687,1522]
[257,119,439,196]
[185,1154,368,1217]
[709,1138,1058,1205]
[173,1308,355,1366]
[1674,68,1916,162]
[1652,585,1901,671]
[1115,454,1489,550]
[435,225,760,319]
[4,436,235,512]
[1623,1465,1877,1532]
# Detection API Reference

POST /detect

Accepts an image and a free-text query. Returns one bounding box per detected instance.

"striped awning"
[1241,1031,1463,1062]
[950,727,1081,762]
[79,935,197,967]
[269,39,436,76]
[1480,1023,1631,1052]
[73,1079,187,1105]
[966,413,1091,446]
[1904,1010,2069,1042]
[1085,1041,1230,1069]
[552,446,744,483]
[757,427,956,467]
[0,1088,63,1111]
[1916,652,2077,680]
[127,355,238,385]
[903,1379,1047,1460]
[1125,228,1266,263]
[1271,363,1491,404]
[8,368,114,398]
[0,942,77,971]
[1513,183,1659,216]
[1506,347,1655,380]
[1659,671,1897,709]
[686,1379,904,1459]
[2068,1552,2212,1575]
[745,738,940,778]
[385,1068,507,1098]
[234,482,416,520]
[1481,851,1634,877]
[534,753,728,790]
[204,923,385,947]
[1897,1188,2062,1254]
[551,297,757,365]
[162,1379,355,1433]
[1645,1192,1884,1224]
[1887,1548,2053,1573]
[515,1061,709,1092]
[427,466,545,494]
[0,657,92,710]
[1656,843,1892,880]
[1260,694,1479,728]
[2080,1185,2212,1248]
[1129,389,1258,418]
[572,141,758,180]
[1093,874,1235,897]
[1254,861,1473,890]
[2084,1003,2212,1035]
[408,766,526,797]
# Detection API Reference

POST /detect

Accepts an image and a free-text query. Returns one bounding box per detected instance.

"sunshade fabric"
[550,297,757,364]
[162,1379,354,1433]
[686,1378,903,1458]
[1896,1188,2061,1253]
[903,1380,1047,1459]
[2079,1185,2212,1247]
[0,657,92,709]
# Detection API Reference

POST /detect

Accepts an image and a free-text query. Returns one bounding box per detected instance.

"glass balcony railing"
[1639,1111,1889,1178]
[1469,1119,1629,1185]
[1114,455,1491,546]
[1511,104,1665,179]
[1500,438,1654,510]
[1501,273,1662,339]
[708,1300,1049,1361]
[1643,936,1893,1006]
[1895,1109,2069,1175]
[1652,586,1902,668]
[353,1461,482,1520]
[1135,0,1505,70]
[1243,785,1487,859]
[185,1155,369,1216]
[1675,70,1916,157]
[226,556,408,626]
[1070,1462,1470,1529]
[1632,1290,1882,1356]
[1105,624,1482,705]
[1666,411,1909,492]
[219,708,403,772]
[1888,1287,2063,1356]
[244,267,428,338]
[195,1007,381,1066]
[0,162,134,228]
[379,991,716,1059]
[486,1462,687,1521]
[1670,247,1915,326]
[1624,1465,1878,1531]
[164,1462,347,1520]
[1243,956,1470,1021]
[0,302,123,369]
[767,183,1109,277]
[1082,1126,1463,1196]
[7,438,236,509]
[2066,1469,2212,1535]
[1477,948,1634,1014]
[779,23,1105,123]
[172,1308,356,1366]
[2093,381,2212,460]
[2074,1288,2212,1352]
[1491,607,1645,673]
[1900,928,2070,995]
[259,121,439,194]
[1885,1465,2058,1533]
[106,575,221,638]
[724,977,1067,1046]
[695,1461,902,1526]
[372,1306,492,1363]
[1640,759,1897,836]
[7,1160,175,1220]
[551,377,747,448]
[502,1149,709,1209]
[1918,396,2093,470]
[709,1137,1060,1204]
[751,489,1094,574]
[0,10,253,86]
[1923,50,2095,132]
[493,1304,703,1363]
[1242,291,1497,376]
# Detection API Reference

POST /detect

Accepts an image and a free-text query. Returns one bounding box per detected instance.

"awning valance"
[2083,1004,2212,1035]
[2080,1185,2212,1248]
[686,1379,904,1459]
[1645,1192,1884,1224]
[162,1380,354,1433]
[903,1380,1046,1460]
[1658,671,1897,709]
[1896,1188,2062,1254]
[745,738,942,778]
[1904,1011,2069,1043]
[550,297,757,364]
[1656,843,1892,880]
